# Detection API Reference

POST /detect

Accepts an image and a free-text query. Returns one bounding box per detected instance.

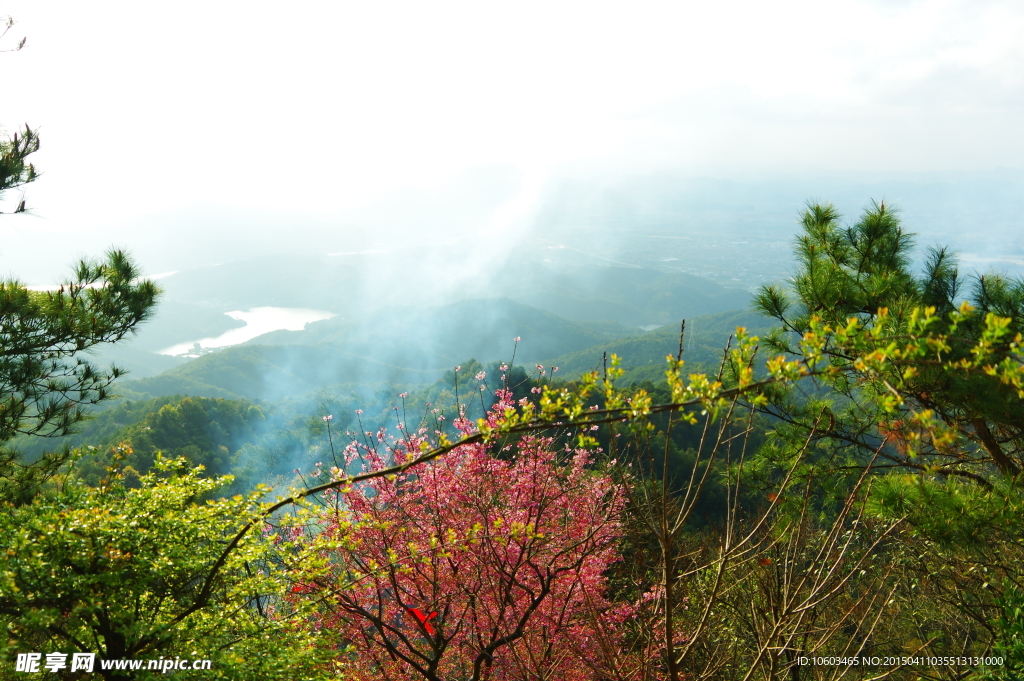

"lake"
[159,307,336,356]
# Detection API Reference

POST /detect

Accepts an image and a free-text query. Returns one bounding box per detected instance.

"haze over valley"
[47,166,1019,402]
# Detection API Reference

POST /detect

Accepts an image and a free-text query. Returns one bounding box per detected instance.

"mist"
[0,0,1020,411]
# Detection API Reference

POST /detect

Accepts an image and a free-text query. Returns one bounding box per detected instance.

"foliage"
[0,449,327,680]
[754,200,1024,483]
[978,586,1024,680]
[869,474,1024,547]
[605,368,908,680]
[548,309,774,382]
[74,396,268,485]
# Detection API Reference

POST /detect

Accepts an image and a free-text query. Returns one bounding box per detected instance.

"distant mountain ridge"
[487,262,751,326]
[153,250,752,324]
[243,297,636,354]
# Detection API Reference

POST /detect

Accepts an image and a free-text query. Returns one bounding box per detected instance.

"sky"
[2,0,1023,280]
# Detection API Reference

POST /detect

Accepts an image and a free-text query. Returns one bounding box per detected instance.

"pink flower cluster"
[290,391,637,680]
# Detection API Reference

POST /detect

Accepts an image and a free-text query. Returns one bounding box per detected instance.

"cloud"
[2,0,1022,279]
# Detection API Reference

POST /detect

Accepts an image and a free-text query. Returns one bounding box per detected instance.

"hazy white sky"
[2,0,1023,276]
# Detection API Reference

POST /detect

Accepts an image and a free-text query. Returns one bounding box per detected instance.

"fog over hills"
[112,300,758,403]
[150,249,752,324]
[61,168,1023,405]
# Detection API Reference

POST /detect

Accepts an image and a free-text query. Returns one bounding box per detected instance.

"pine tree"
[0,124,37,215]
[754,200,1024,481]
[1,116,158,501]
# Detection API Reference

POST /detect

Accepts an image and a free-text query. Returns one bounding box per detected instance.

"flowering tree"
[288,390,636,681]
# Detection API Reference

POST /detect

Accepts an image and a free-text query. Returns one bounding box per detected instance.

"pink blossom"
[290,396,637,680]
[322,415,333,422]
[475,371,486,381]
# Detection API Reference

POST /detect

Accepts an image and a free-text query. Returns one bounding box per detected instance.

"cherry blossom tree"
[288,390,639,681]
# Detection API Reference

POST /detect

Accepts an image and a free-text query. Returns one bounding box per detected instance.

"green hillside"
[489,261,752,326]
[544,309,774,382]
[114,345,440,402]
[16,395,312,493]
